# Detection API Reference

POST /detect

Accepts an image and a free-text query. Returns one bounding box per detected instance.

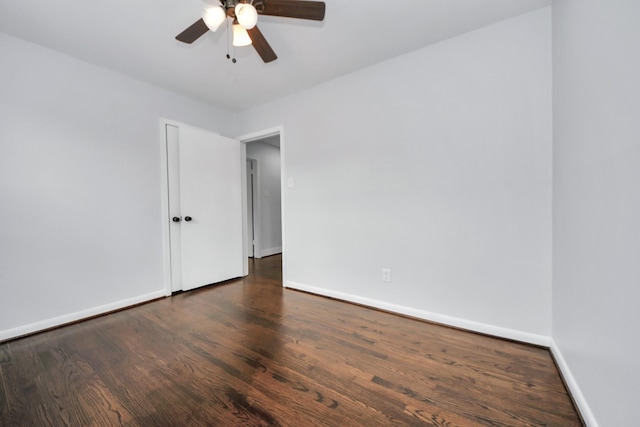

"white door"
[166,123,244,292]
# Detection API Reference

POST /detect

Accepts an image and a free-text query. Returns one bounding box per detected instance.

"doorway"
[245,136,282,259]
[239,127,286,285]
[160,122,287,294]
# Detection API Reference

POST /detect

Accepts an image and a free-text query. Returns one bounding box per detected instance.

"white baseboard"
[285,281,551,347]
[259,246,282,258]
[0,290,166,342]
[550,339,599,427]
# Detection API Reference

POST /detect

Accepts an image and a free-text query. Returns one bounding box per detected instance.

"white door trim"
[246,158,259,258]
[236,126,286,286]
[160,119,179,296]
[249,158,263,258]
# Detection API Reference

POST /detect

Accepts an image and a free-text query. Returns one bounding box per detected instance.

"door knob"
[184,216,192,222]
[172,216,181,222]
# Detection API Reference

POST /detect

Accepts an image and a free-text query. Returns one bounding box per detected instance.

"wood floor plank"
[0,368,9,421]
[135,302,414,426]
[61,316,270,426]
[0,255,582,426]
[182,289,565,425]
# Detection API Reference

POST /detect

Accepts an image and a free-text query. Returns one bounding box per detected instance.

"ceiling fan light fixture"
[237,4,258,29]
[203,6,226,32]
[176,0,325,63]
[233,24,252,46]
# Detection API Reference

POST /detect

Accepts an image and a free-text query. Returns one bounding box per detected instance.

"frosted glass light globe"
[203,6,226,31]
[236,4,258,29]
[233,24,252,46]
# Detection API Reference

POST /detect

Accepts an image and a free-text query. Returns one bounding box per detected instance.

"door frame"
[160,119,188,296]
[160,120,286,293]
[237,125,286,286]
[246,158,259,258]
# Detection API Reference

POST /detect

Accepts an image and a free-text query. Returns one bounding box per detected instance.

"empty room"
[1,0,638,425]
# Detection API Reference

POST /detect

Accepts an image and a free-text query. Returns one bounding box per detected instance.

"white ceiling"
[0,0,551,112]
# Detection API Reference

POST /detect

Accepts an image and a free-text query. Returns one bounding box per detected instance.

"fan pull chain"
[225,18,230,60]
[225,18,237,64]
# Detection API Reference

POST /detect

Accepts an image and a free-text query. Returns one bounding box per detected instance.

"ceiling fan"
[176,0,326,63]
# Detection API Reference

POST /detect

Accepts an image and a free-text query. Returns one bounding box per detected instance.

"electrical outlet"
[382,268,391,282]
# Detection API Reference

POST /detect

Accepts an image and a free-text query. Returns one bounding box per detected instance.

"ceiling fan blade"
[248,26,278,63]
[175,18,210,44]
[257,0,325,21]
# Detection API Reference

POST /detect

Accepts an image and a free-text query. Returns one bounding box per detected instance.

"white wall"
[246,140,282,257]
[236,8,552,342]
[552,0,640,425]
[0,33,234,339]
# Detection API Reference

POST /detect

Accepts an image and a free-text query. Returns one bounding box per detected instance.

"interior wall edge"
[0,290,166,343]
[285,281,551,347]
[550,339,599,427]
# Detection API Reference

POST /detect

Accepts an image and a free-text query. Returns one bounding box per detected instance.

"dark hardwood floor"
[0,255,582,426]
